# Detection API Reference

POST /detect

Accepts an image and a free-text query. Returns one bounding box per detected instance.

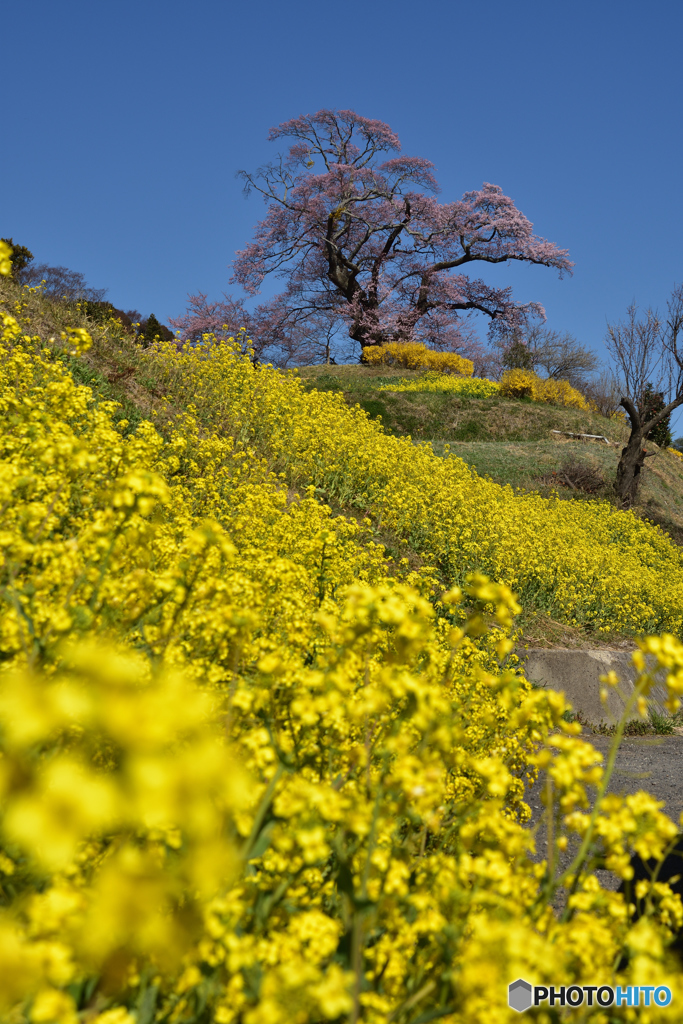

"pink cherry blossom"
[176,110,572,364]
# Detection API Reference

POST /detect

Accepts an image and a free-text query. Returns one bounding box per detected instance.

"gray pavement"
[524,732,683,894]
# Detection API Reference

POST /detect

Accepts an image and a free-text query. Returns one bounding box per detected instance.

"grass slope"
[300,363,629,441]
[299,363,683,549]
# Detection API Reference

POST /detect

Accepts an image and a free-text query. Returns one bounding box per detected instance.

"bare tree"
[583,369,623,419]
[526,326,599,386]
[258,302,352,366]
[497,325,598,385]
[605,288,683,506]
[18,262,107,302]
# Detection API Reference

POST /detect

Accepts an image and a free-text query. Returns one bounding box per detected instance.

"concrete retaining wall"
[519,648,670,725]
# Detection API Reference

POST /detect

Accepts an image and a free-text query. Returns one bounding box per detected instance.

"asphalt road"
[524,732,683,892]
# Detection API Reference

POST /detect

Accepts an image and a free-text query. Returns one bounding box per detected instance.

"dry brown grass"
[537,456,606,494]
[517,610,638,651]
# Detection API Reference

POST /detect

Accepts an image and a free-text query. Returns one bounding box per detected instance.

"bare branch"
[604,303,665,402]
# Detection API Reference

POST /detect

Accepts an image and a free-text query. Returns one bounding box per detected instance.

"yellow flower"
[60,326,92,355]
[0,271,682,1023]
[0,240,12,277]
[90,1010,136,1024]
[30,988,77,1024]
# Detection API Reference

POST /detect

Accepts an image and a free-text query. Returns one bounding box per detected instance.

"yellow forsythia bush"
[362,341,474,376]
[2,257,683,1021]
[500,368,589,409]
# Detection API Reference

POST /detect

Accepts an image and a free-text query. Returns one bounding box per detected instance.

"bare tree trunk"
[614,428,648,507]
[613,395,673,507]
[608,287,683,507]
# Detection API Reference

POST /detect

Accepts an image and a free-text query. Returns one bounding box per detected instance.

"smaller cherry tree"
[229,109,572,360]
[168,291,343,365]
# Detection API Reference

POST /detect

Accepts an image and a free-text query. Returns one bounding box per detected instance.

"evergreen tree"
[0,238,34,278]
[137,313,173,347]
[81,301,139,333]
[502,339,535,371]
[640,382,672,448]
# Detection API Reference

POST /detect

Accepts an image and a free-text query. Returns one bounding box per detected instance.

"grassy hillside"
[299,363,629,443]
[300,363,683,551]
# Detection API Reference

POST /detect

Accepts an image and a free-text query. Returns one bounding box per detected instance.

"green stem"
[555,680,644,918]
[240,764,284,861]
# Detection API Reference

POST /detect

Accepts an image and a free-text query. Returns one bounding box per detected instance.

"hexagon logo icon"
[508,978,533,1013]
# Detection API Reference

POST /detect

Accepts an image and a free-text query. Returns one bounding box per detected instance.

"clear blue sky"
[3,0,683,377]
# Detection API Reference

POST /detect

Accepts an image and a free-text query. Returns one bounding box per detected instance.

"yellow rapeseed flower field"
[1,253,683,1023]
[136,334,683,637]
[370,360,587,410]
[378,372,500,398]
